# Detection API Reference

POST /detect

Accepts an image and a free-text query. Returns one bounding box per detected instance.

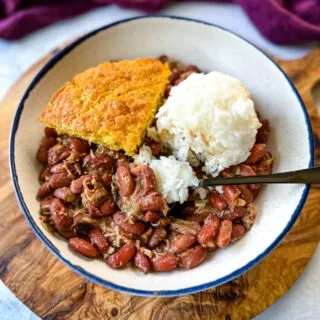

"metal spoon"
[199,166,320,187]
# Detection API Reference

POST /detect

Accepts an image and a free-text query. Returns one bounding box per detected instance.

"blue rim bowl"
[10,15,314,297]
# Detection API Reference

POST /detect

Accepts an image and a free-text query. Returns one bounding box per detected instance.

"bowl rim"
[9,15,314,297]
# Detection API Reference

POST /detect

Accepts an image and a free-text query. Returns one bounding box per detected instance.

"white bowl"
[10,16,314,297]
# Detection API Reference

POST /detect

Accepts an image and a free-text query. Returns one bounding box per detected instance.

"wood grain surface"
[1,46,320,320]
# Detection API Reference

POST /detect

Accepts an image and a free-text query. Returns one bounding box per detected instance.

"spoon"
[199,166,320,187]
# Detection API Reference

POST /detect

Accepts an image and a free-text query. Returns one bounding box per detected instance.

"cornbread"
[155,72,261,176]
[39,58,171,155]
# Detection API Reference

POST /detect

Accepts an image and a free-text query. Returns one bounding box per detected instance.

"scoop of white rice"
[150,156,199,203]
[155,72,261,176]
[134,146,199,203]
[133,145,154,165]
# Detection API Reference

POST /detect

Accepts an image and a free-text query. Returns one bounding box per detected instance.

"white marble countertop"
[0,3,319,319]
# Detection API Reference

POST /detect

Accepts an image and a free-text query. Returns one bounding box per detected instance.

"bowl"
[10,16,314,297]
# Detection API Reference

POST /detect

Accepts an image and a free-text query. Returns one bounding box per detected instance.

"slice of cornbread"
[39,58,171,155]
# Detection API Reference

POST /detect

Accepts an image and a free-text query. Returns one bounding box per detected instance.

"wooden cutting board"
[1,45,320,320]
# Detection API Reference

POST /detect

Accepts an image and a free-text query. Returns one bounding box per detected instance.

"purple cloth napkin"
[0,0,320,44]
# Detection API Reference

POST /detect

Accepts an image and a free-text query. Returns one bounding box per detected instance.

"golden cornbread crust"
[39,58,171,155]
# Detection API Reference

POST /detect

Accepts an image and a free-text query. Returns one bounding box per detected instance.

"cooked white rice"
[133,145,154,165]
[150,156,199,204]
[155,71,261,176]
[193,187,209,200]
[134,146,199,203]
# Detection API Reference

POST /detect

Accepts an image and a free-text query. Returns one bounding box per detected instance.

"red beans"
[184,65,200,73]
[231,224,246,242]
[41,136,57,147]
[219,206,247,221]
[246,144,266,164]
[210,191,227,210]
[240,187,253,203]
[134,252,150,273]
[197,215,220,244]
[39,166,51,181]
[84,154,113,171]
[256,119,269,143]
[164,85,172,98]
[48,145,71,166]
[107,243,136,269]
[50,198,74,236]
[59,229,76,239]
[88,228,108,254]
[216,220,233,248]
[53,187,75,202]
[37,137,56,163]
[180,245,207,269]
[102,173,113,186]
[144,211,161,222]
[50,163,66,174]
[69,237,98,258]
[68,138,90,154]
[131,165,157,195]
[221,168,234,178]
[169,234,196,254]
[44,127,57,138]
[149,142,161,156]
[87,203,103,218]
[100,197,117,215]
[70,175,87,194]
[147,228,167,248]
[250,183,261,191]
[37,182,51,199]
[116,165,134,196]
[152,254,179,272]
[49,173,72,189]
[175,70,194,84]
[113,211,145,235]
[139,193,164,211]
[168,69,181,84]
[222,185,241,208]
[239,164,256,177]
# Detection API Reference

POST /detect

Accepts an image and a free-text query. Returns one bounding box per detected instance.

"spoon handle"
[199,166,320,187]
